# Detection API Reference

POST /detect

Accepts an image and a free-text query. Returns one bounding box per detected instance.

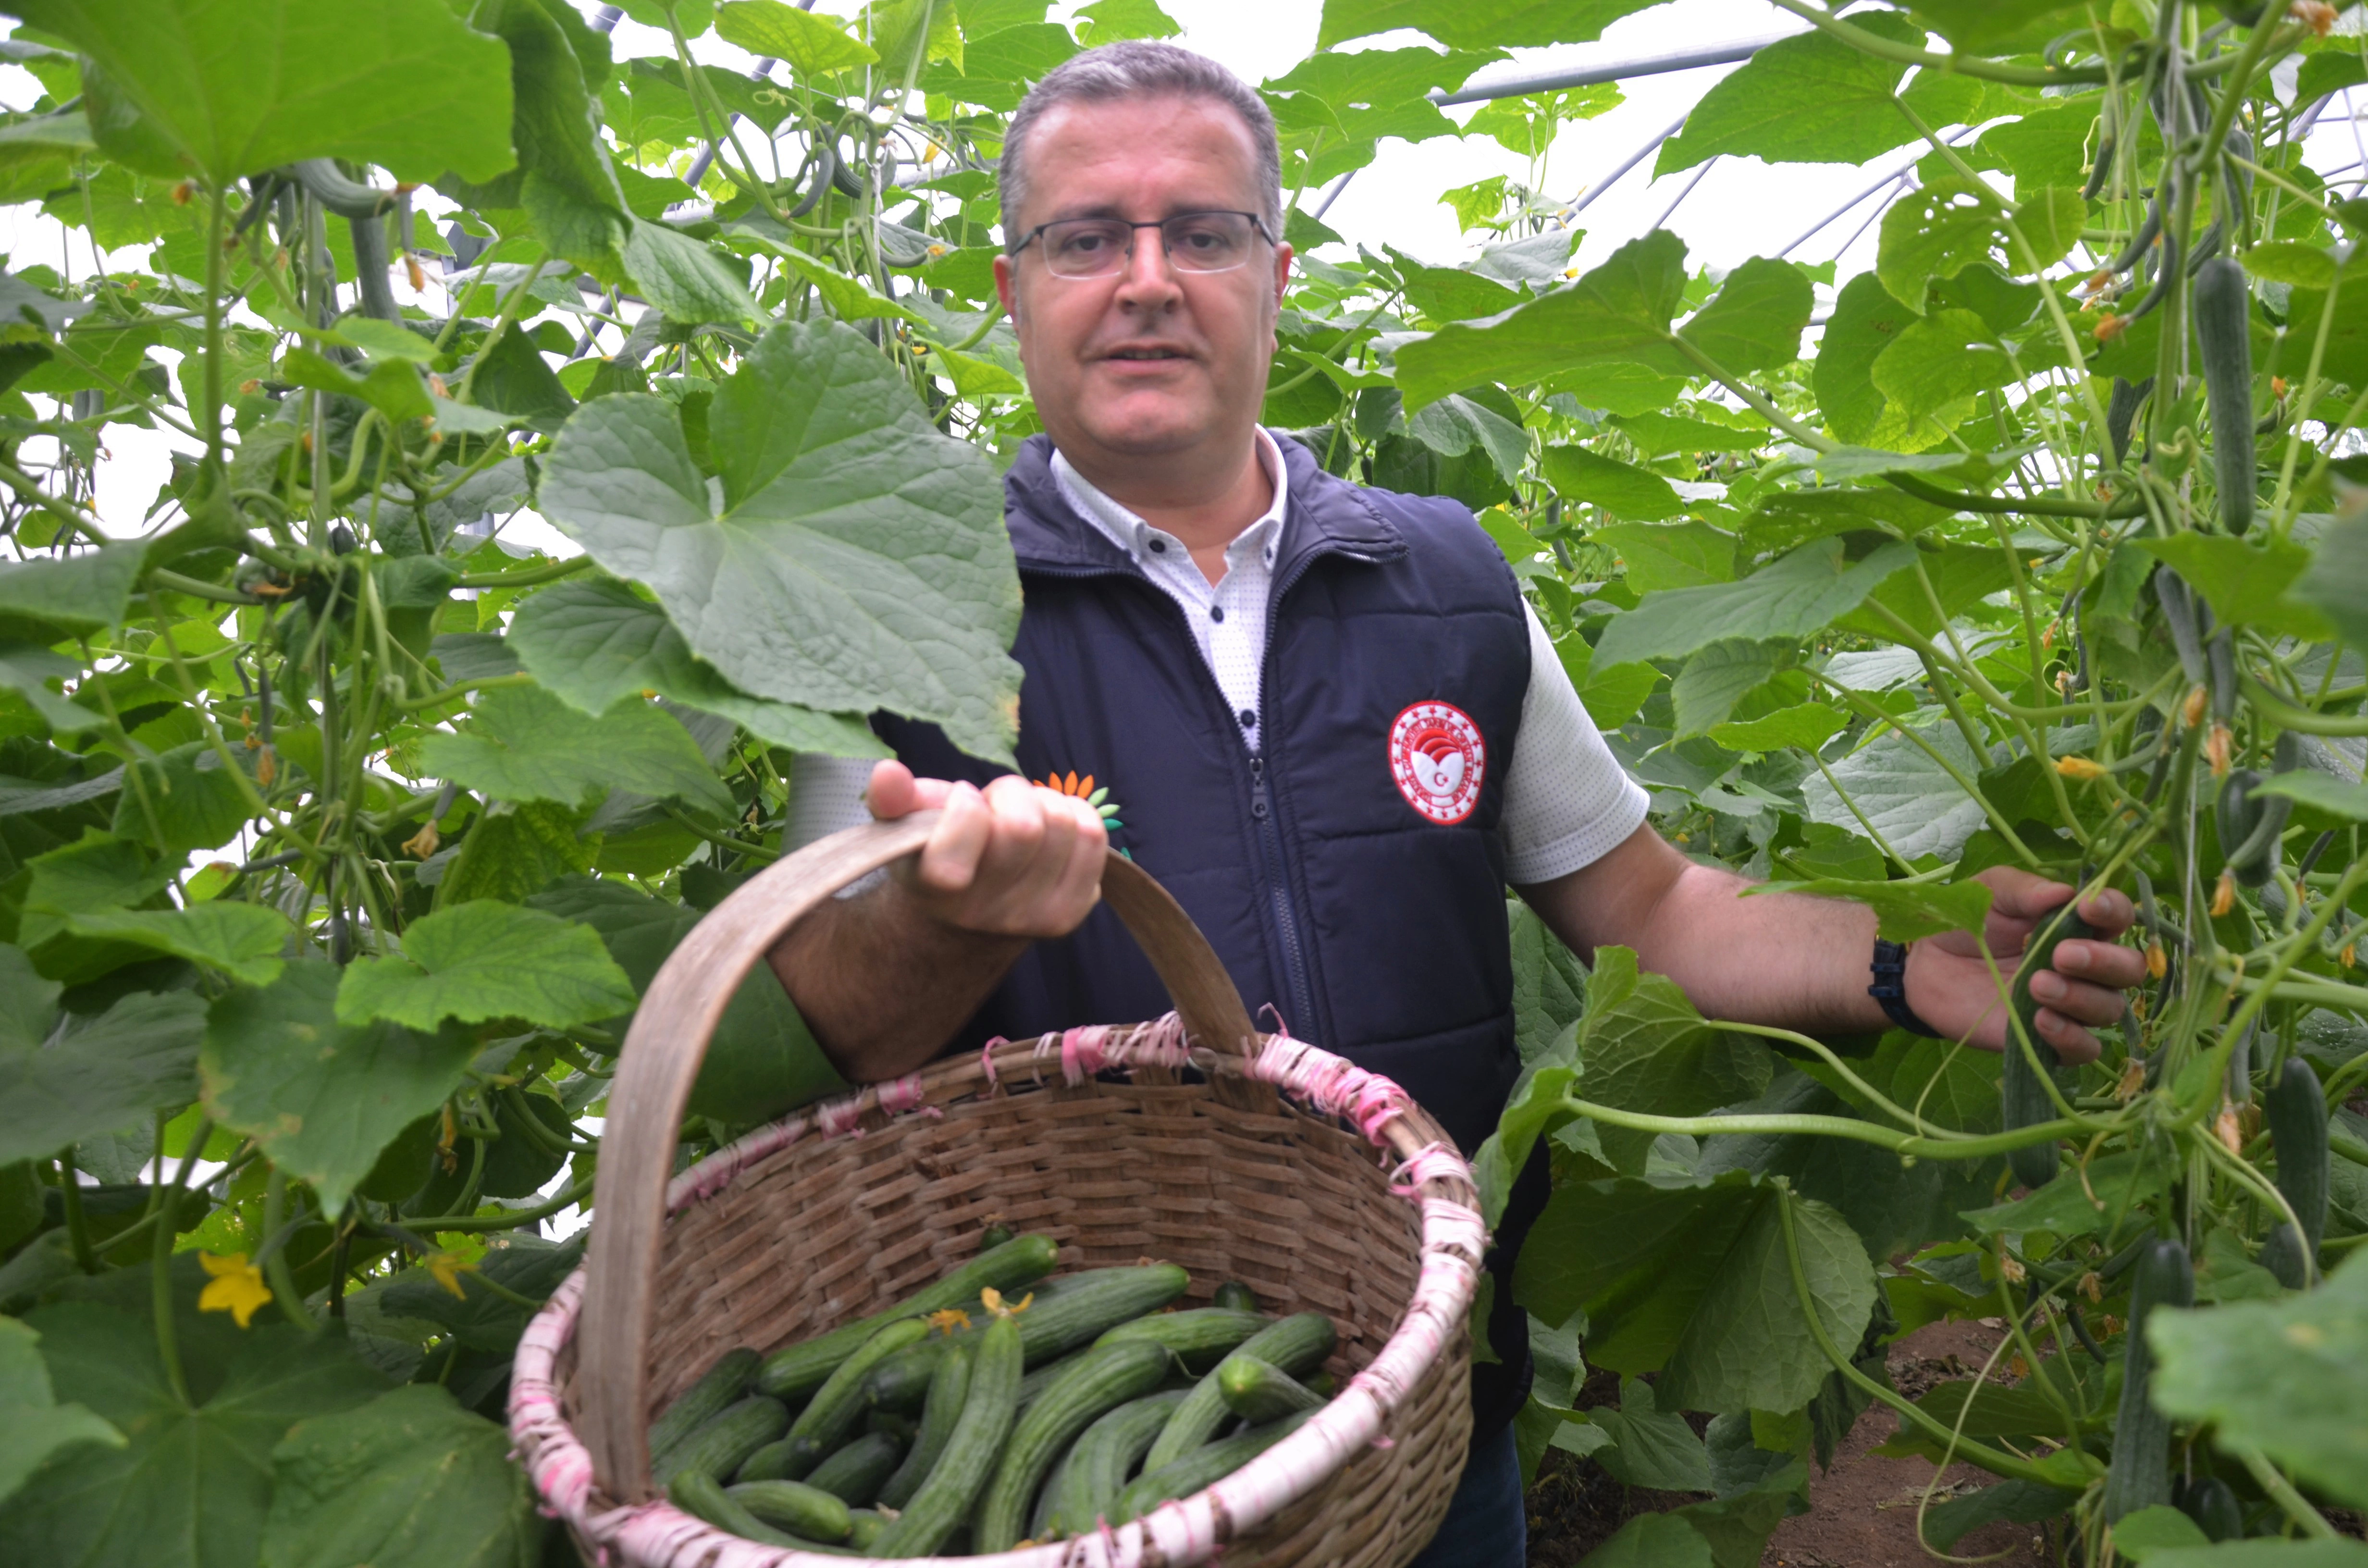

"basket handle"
[574,809,1259,1500]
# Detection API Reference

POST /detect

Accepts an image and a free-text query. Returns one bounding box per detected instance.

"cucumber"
[653,1395,788,1490]
[1113,1409,1319,1525]
[2262,1056,2330,1289]
[2004,904,2100,1190]
[1094,1307,1267,1372]
[806,1429,905,1507]
[2101,1238,2193,1522]
[1017,1348,1082,1412]
[756,1232,1058,1400]
[670,1470,805,1549]
[737,1433,824,1483]
[1216,1355,1324,1423]
[2175,1473,2245,1542]
[725,1478,854,1543]
[980,1222,1015,1252]
[787,1316,933,1453]
[864,1409,919,1442]
[1144,1311,1335,1474]
[848,1509,891,1551]
[870,1310,1023,1557]
[865,1265,1191,1410]
[2229,735,2300,888]
[878,1342,970,1510]
[1212,1280,1259,1312]
[1033,1442,1076,1541]
[974,1338,1173,1553]
[2194,255,2256,535]
[649,1347,759,1465]
[2215,768,2264,879]
[1045,1389,1191,1537]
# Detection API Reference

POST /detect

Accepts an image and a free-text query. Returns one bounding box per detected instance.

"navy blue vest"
[873,432,1545,1433]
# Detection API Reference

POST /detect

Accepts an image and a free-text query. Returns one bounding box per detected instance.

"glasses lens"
[1041,219,1133,277]
[1161,212,1257,272]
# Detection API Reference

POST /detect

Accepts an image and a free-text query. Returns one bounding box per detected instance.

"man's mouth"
[1106,347,1187,361]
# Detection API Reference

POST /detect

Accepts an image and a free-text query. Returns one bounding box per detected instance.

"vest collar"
[1003,431,1407,580]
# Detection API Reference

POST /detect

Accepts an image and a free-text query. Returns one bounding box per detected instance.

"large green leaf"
[415,683,733,816]
[1542,447,1681,520]
[622,219,759,327]
[510,578,885,757]
[1315,0,1669,49]
[112,742,258,860]
[335,900,635,1032]
[446,0,628,278]
[1394,231,1687,412]
[2147,1248,2368,1510]
[2134,536,2334,641]
[1803,719,1990,862]
[436,800,596,907]
[1871,308,2013,427]
[1656,14,1981,175]
[0,1316,121,1510]
[536,319,1024,761]
[260,1385,538,1568]
[0,943,208,1165]
[1878,180,2087,308]
[716,0,878,75]
[0,544,143,647]
[201,961,479,1216]
[1677,256,1814,375]
[1593,522,1735,595]
[1670,641,1787,739]
[10,0,515,185]
[1594,537,1918,670]
[1262,46,1503,155]
[1579,947,1772,1173]
[62,904,293,987]
[2294,512,2368,650]
[1515,1172,1878,1416]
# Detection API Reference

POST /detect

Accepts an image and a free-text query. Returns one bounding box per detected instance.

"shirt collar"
[1050,429,1289,569]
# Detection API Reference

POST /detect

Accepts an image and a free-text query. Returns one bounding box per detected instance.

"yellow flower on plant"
[426,1250,480,1299]
[198,1251,272,1328]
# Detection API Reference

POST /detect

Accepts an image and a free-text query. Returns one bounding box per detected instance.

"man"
[770,39,2146,1566]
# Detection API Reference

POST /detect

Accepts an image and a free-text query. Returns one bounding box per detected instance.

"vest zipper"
[1246,753,1318,1035]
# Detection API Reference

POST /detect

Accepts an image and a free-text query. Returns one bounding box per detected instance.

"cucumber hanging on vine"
[2226,732,2299,887]
[2193,256,2257,535]
[2101,1238,2193,1522]
[2260,1056,2330,1289]
[2004,904,2101,1189]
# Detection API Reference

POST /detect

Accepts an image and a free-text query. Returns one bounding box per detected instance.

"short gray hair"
[999,41,1283,247]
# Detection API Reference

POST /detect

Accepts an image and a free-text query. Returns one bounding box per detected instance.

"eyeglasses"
[1006,210,1274,279]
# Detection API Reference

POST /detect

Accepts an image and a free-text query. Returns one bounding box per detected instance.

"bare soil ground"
[1526,1320,2051,1568]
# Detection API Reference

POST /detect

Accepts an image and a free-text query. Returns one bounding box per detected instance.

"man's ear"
[994,253,1020,326]
[1271,242,1294,307]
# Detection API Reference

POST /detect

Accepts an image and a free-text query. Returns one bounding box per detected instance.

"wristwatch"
[1869,938,1946,1038]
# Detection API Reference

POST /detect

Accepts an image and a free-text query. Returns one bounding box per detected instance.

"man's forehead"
[1021,94,1262,217]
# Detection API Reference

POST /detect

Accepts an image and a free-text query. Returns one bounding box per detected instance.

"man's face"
[994,94,1293,470]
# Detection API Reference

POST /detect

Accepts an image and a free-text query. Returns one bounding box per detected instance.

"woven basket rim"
[509,1018,1485,1568]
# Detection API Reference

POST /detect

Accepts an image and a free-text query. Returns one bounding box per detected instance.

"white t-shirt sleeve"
[1498,600,1652,885]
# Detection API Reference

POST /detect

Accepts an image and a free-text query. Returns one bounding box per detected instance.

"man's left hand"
[1904,866,2151,1063]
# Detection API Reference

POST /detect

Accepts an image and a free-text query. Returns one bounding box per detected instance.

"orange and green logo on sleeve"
[1038,770,1130,859]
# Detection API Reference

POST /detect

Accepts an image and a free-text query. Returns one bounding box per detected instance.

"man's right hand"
[865,760,1108,940]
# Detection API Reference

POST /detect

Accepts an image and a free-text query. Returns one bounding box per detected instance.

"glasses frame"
[1004,209,1277,278]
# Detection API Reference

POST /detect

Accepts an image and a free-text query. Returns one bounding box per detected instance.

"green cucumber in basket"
[1015,1348,1082,1413]
[1033,1441,1077,1541]
[787,1317,933,1453]
[649,1347,759,1463]
[670,1470,808,1549]
[974,1338,1175,1553]
[870,1309,1024,1556]
[1094,1307,1267,1372]
[1217,1355,1325,1423]
[1212,1280,1259,1312]
[756,1232,1058,1400]
[724,1478,853,1543]
[805,1429,905,1507]
[848,1509,892,1551]
[737,1433,825,1483]
[1113,1409,1320,1525]
[1044,1388,1192,1537]
[653,1395,788,1490]
[865,1264,1191,1410]
[1144,1311,1335,1474]
[877,1343,970,1510]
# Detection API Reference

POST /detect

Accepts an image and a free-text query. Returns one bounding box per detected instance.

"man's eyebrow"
[1041,202,1236,224]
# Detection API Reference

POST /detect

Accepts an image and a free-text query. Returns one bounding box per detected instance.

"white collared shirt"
[790,434,1648,887]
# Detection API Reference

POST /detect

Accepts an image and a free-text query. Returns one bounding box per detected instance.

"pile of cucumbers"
[648,1230,1340,1556]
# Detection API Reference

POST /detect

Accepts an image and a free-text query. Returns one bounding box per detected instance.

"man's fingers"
[1972,863,2076,920]
[2074,888,2136,936]
[2032,1005,2103,1065]
[2051,937,2147,989]
[866,759,918,820]
[915,782,992,892]
[2026,968,2127,1029]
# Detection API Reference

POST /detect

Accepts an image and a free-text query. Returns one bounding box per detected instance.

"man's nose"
[1111,228,1184,306]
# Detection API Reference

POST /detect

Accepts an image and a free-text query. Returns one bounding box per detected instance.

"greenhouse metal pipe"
[1310,169,1356,220]
[1777,125,1968,257]
[1567,109,1691,216]
[1429,34,1791,106]
[1648,154,1717,230]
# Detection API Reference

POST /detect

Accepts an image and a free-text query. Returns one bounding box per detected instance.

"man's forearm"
[768,883,1030,1082]
[1627,863,1890,1034]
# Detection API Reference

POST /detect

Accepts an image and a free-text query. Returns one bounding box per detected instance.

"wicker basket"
[510,812,1486,1568]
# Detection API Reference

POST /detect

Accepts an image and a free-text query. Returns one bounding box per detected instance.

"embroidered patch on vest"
[1388,701,1484,825]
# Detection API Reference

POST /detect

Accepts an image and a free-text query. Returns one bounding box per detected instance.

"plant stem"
[1557,1093,2099,1160]
[2232,1444,2341,1540]
[152,1116,213,1409]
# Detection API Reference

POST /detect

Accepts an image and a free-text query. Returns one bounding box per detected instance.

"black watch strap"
[1869,938,1946,1038]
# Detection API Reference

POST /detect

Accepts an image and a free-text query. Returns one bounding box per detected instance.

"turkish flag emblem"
[1388,700,1484,825]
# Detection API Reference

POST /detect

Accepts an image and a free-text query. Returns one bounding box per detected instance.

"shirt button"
[1209,606,1224,623]
[1148,538,1166,553]
[1238,709,1256,728]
